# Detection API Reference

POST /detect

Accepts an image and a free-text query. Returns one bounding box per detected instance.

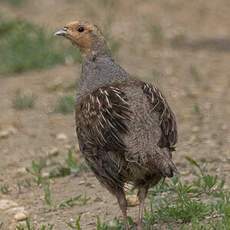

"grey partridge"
[55,20,178,230]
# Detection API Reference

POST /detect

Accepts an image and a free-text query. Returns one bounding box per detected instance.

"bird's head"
[55,20,109,57]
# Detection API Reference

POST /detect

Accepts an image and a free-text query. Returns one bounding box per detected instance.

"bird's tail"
[152,147,178,178]
[159,157,178,178]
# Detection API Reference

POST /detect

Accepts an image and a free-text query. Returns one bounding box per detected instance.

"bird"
[55,20,178,230]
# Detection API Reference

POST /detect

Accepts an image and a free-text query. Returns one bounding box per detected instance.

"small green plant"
[54,95,75,114]
[156,195,212,223]
[58,194,90,209]
[96,217,109,230]
[66,216,81,230]
[65,149,88,174]
[0,183,10,194]
[26,158,53,206]
[12,90,35,110]
[49,149,88,178]
[16,219,54,230]
[42,179,52,206]
[26,159,46,185]
[96,216,134,230]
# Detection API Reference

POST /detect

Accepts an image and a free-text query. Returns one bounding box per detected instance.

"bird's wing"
[142,82,177,150]
[76,85,131,152]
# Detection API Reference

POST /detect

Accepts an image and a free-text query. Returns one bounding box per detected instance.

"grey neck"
[77,53,129,99]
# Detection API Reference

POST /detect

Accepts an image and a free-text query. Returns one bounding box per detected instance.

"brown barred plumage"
[142,83,177,150]
[76,86,131,151]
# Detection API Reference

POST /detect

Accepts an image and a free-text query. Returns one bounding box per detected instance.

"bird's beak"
[54,27,68,36]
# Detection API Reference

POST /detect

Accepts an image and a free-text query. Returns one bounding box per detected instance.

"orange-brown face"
[55,21,103,53]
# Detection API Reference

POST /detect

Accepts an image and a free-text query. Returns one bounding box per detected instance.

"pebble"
[41,172,50,178]
[0,130,11,139]
[192,126,200,132]
[126,194,139,207]
[48,147,59,156]
[6,206,25,215]
[16,167,27,174]
[14,211,29,221]
[56,133,68,141]
[0,126,17,139]
[0,200,18,211]
[78,180,85,185]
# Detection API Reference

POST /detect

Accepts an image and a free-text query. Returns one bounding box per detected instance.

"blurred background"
[0,0,229,229]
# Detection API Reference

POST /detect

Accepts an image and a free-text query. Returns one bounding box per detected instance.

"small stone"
[16,167,27,174]
[7,126,18,135]
[0,199,18,210]
[46,78,63,92]
[14,211,29,221]
[0,130,10,139]
[56,133,68,141]
[48,147,59,156]
[64,144,72,150]
[192,126,199,132]
[6,206,25,215]
[0,126,17,139]
[126,194,139,207]
[41,172,50,178]
[78,180,85,185]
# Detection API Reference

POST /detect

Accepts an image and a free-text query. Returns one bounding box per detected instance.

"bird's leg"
[115,189,129,230]
[137,186,149,230]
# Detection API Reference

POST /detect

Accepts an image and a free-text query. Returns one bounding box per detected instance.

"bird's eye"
[77,26,84,32]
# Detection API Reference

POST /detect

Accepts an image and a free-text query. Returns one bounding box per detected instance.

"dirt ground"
[0,0,230,229]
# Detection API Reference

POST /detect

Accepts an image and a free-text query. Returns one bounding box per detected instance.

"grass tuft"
[0,18,81,75]
[2,0,25,6]
[66,216,81,230]
[90,158,230,229]
[0,183,10,194]
[58,194,90,209]
[12,90,35,110]
[16,219,54,230]
[54,95,75,114]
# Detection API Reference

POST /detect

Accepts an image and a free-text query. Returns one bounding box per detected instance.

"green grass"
[58,194,90,209]
[90,158,229,229]
[42,179,52,206]
[2,0,25,6]
[12,90,35,110]
[24,156,229,229]
[16,219,54,230]
[26,149,88,208]
[0,18,81,75]
[66,216,81,230]
[54,95,75,114]
[0,183,10,194]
